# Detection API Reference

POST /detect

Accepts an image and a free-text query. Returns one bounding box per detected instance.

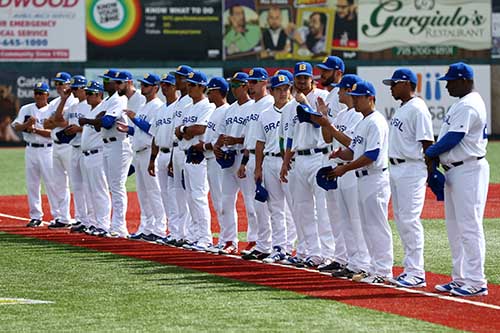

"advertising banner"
[358,0,491,52]
[357,65,492,135]
[492,0,500,59]
[87,0,223,61]
[0,0,86,61]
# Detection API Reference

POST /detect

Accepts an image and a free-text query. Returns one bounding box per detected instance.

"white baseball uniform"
[437,91,489,289]
[243,94,274,250]
[13,103,61,222]
[324,87,346,120]
[331,107,371,272]
[179,98,215,247]
[349,110,393,278]
[127,90,146,113]
[65,99,94,227]
[389,97,434,279]
[131,97,167,238]
[203,103,229,233]
[80,101,111,231]
[218,99,255,246]
[171,94,193,242]
[101,91,133,237]
[48,95,78,224]
[150,99,178,237]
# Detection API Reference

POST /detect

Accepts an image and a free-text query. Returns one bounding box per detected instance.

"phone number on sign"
[1,38,48,47]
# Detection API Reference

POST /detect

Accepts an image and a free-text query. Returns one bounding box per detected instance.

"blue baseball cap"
[270,74,292,89]
[207,77,229,93]
[228,72,249,83]
[160,73,176,85]
[428,167,445,201]
[84,80,104,93]
[138,73,160,86]
[316,166,338,191]
[382,68,418,86]
[248,67,269,81]
[347,80,376,97]
[53,72,71,83]
[316,56,345,72]
[216,149,236,168]
[111,70,133,81]
[70,75,87,88]
[274,69,294,82]
[296,104,321,127]
[294,62,313,77]
[255,182,269,202]
[438,62,474,81]
[172,65,193,77]
[33,82,50,92]
[99,68,119,79]
[186,71,208,86]
[333,74,362,89]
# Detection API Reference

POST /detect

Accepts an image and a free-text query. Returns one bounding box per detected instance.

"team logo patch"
[322,56,328,63]
[161,74,167,79]
[56,72,62,78]
[351,83,357,91]
[36,83,42,88]
[86,82,92,87]
[278,75,285,82]
[299,63,306,71]
[115,72,120,77]
[188,72,195,78]
[144,74,149,79]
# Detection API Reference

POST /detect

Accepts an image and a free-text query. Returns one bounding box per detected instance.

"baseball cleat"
[26,219,42,228]
[332,267,358,279]
[70,224,87,233]
[242,249,269,261]
[450,285,488,297]
[219,242,238,255]
[84,225,97,235]
[142,234,161,242]
[206,243,224,254]
[48,220,70,229]
[435,281,462,292]
[156,235,173,246]
[359,274,386,284]
[191,243,210,252]
[318,260,345,273]
[240,241,256,255]
[92,228,108,237]
[262,246,286,263]
[351,271,369,282]
[128,233,146,241]
[282,255,304,266]
[390,275,426,288]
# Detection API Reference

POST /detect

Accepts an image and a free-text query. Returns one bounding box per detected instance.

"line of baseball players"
[13,59,489,297]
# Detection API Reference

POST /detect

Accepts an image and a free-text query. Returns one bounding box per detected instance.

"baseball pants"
[156,151,177,235]
[206,157,223,227]
[283,167,303,257]
[52,143,72,223]
[170,148,191,241]
[70,146,93,227]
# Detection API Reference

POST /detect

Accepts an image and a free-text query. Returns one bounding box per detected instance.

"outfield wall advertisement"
[357,65,492,136]
[0,0,86,61]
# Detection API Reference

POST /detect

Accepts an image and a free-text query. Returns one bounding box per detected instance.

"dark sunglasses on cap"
[55,81,66,86]
[230,81,246,89]
[85,91,99,96]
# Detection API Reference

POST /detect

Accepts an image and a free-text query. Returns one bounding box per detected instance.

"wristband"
[180,125,186,134]
[241,155,249,165]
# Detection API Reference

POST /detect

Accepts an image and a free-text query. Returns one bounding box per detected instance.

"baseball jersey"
[102,91,128,140]
[173,94,193,128]
[179,98,215,151]
[290,88,329,151]
[278,99,298,141]
[81,101,106,151]
[219,99,255,151]
[150,100,177,149]
[349,110,389,171]
[48,95,78,142]
[131,97,163,151]
[243,94,274,150]
[65,99,91,147]
[13,102,52,144]
[204,103,229,158]
[437,91,488,165]
[331,107,363,162]
[324,87,347,121]
[388,97,434,161]
[128,90,146,112]
[254,105,282,154]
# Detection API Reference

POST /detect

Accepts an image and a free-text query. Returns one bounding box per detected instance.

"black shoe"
[26,219,42,227]
[93,227,108,237]
[142,234,161,242]
[70,224,87,233]
[48,220,70,229]
[318,261,345,272]
[174,239,187,247]
[242,250,269,261]
[332,267,357,279]
[84,225,97,235]
[128,233,146,240]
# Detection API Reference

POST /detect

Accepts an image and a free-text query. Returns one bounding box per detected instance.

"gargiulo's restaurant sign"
[358,0,491,52]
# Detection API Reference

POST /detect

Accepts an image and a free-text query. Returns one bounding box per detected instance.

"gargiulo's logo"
[87,0,141,47]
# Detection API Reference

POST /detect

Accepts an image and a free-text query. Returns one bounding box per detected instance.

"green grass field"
[0,146,498,332]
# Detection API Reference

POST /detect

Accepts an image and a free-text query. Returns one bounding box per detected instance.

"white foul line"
[0,212,498,311]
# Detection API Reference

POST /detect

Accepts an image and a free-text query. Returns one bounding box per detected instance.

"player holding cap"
[382,68,434,288]
[426,62,489,297]
[119,73,166,241]
[13,82,61,228]
[331,80,393,283]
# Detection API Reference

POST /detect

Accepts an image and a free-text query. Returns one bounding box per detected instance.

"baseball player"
[43,71,78,228]
[382,68,434,288]
[175,70,215,251]
[148,73,179,245]
[12,82,61,227]
[426,62,489,296]
[170,65,194,247]
[118,73,166,242]
[200,77,230,253]
[254,74,293,263]
[239,67,274,259]
[96,69,133,238]
[313,74,372,278]
[315,56,349,272]
[78,81,112,236]
[51,75,94,233]
[213,72,255,255]
[114,70,146,112]
[279,61,333,268]
[330,80,393,283]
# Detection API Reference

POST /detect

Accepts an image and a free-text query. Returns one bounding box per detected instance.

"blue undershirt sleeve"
[364,148,380,161]
[286,138,293,149]
[127,126,135,136]
[101,115,116,129]
[425,131,465,158]
[131,117,151,133]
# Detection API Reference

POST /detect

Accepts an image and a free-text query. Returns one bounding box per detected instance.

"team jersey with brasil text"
[150,100,177,149]
[178,98,215,151]
[65,100,91,147]
[131,97,164,152]
[243,94,274,150]
[48,95,78,142]
[203,103,229,159]
[13,102,52,145]
[218,99,255,151]
[102,91,128,140]
[254,104,283,155]
[81,101,106,152]
[330,107,363,164]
